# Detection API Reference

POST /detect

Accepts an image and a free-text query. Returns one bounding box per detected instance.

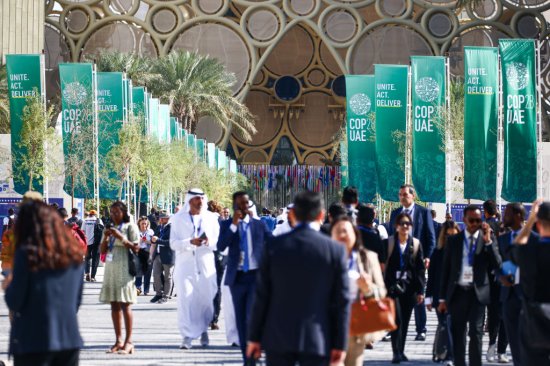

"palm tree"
[90,51,158,87]
[150,51,256,141]
[0,63,9,133]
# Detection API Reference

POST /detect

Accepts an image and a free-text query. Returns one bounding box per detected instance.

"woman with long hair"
[426,220,460,365]
[331,216,387,366]
[384,212,426,364]
[99,201,140,355]
[3,200,85,366]
[135,217,154,296]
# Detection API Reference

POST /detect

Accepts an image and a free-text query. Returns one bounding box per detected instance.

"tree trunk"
[28,171,34,191]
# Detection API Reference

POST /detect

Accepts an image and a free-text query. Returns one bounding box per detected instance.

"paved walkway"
[0,268,513,365]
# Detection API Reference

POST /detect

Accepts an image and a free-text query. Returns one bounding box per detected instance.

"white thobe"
[221,269,239,345]
[170,210,220,339]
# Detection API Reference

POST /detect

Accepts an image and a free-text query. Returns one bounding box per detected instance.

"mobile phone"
[199,232,207,240]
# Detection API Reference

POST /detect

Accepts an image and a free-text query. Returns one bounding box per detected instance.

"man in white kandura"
[170,189,220,350]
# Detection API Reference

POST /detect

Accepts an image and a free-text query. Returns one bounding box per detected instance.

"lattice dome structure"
[45,0,550,164]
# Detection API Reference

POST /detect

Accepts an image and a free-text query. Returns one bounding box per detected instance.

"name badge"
[106,253,114,262]
[462,266,473,283]
[239,251,245,266]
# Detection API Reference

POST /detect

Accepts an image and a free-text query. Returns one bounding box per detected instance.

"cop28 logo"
[349,93,371,116]
[62,82,88,106]
[506,62,529,90]
[415,77,440,103]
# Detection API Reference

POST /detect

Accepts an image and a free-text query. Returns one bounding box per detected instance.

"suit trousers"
[14,348,79,366]
[414,301,427,334]
[84,243,99,278]
[230,270,258,359]
[212,251,226,324]
[344,335,368,366]
[487,280,508,353]
[449,287,485,366]
[265,352,330,366]
[502,287,522,366]
[391,292,416,356]
[152,255,173,296]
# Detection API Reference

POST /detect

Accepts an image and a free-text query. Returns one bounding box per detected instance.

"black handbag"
[128,249,140,277]
[521,301,550,350]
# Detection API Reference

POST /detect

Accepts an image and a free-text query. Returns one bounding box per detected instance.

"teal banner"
[187,134,196,153]
[97,72,125,200]
[170,117,178,142]
[6,54,44,194]
[500,39,538,202]
[159,104,170,143]
[149,98,159,138]
[196,139,205,161]
[132,87,147,133]
[345,74,377,203]
[464,47,499,200]
[59,63,96,199]
[374,64,408,201]
[411,56,446,203]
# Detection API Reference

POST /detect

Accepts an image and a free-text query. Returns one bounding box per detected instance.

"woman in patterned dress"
[99,201,140,355]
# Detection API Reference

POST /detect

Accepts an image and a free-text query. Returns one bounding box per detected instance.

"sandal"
[118,342,135,355]
[106,342,123,353]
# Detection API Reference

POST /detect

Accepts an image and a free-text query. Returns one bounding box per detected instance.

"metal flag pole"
[93,63,100,213]
[536,40,543,199]
[406,64,412,185]
[497,52,504,210]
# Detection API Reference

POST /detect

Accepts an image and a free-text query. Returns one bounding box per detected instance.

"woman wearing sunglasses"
[384,212,426,364]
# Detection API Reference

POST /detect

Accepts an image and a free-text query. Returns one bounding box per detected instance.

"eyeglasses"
[398,221,412,227]
[468,218,482,224]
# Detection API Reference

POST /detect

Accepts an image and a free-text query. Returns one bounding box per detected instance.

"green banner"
[159,104,170,143]
[132,87,147,133]
[59,63,96,199]
[217,149,226,172]
[97,72,125,200]
[170,117,178,143]
[6,54,44,194]
[500,40,538,202]
[463,47,499,200]
[187,134,196,153]
[411,56,446,203]
[345,75,377,203]
[149,98,159,138]
[374,64,408,201]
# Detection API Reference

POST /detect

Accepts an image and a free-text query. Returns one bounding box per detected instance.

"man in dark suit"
[388,184,435,341]
[151,211,174,304]
[356,203,386,268]
[217,191,272,361]
[498,203,526,366]
[438,205,502,366]
[247,191,350,366]
[431,210,442,242]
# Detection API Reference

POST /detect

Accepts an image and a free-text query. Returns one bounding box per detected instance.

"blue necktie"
[240,222,250,272]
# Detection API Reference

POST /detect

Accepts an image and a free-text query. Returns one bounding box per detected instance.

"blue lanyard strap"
[348,251,356,270]
[465,235,477,266]
[398,241,408,270]
[108,224,124,252]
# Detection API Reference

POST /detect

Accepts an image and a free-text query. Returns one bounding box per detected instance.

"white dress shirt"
[459,230,479,286]
[229,215,259,271]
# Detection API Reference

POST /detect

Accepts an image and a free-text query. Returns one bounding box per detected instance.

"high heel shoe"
[118,342,135,355]
[106,342,122,353]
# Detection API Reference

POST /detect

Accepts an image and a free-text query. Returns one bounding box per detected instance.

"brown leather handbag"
[349,252,397,336]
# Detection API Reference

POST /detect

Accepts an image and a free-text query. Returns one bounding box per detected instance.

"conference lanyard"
[465,236,477,266]
[108,224,124,252]
[398,242,408,270]
[348,251,357,270]
[190,213,202,237]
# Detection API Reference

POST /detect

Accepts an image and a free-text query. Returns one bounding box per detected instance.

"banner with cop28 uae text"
[411,56,446,203]
[499,39,538,202]
[345,75,377,203]
[374,65,408,201]
[6,54,44,194]
[463,47,499,201]
[59,63,96,199]
[97,72,125,200]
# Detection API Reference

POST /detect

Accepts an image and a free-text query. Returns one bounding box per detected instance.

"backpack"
[385,236,420,269]
[93,219,105,246]
[71,224,87,250]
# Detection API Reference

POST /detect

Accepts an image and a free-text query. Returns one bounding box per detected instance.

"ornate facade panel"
[45,0,550,164]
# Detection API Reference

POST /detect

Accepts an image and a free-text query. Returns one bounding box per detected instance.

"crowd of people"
[1,186,550,366]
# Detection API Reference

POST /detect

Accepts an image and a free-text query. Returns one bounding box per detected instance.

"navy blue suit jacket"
[248,226,350,355]
[5,248,84,355]
[388,204,436,259]
[217,217,272,286]
[498,231,523,301]
[153,223,174,265]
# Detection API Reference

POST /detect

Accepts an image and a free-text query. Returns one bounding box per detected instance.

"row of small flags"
[239,165,341,192]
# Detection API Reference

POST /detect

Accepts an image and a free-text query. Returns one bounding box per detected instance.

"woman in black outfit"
[3,200,85,366]
[426,220,460,365]
[384,212,426,364]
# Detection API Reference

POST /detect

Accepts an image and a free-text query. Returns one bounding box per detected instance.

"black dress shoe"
[401,354,409,362]
[392,354,401,364]
[382,334,392,342]
[415,332,426,341]
[150,295,162,303]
